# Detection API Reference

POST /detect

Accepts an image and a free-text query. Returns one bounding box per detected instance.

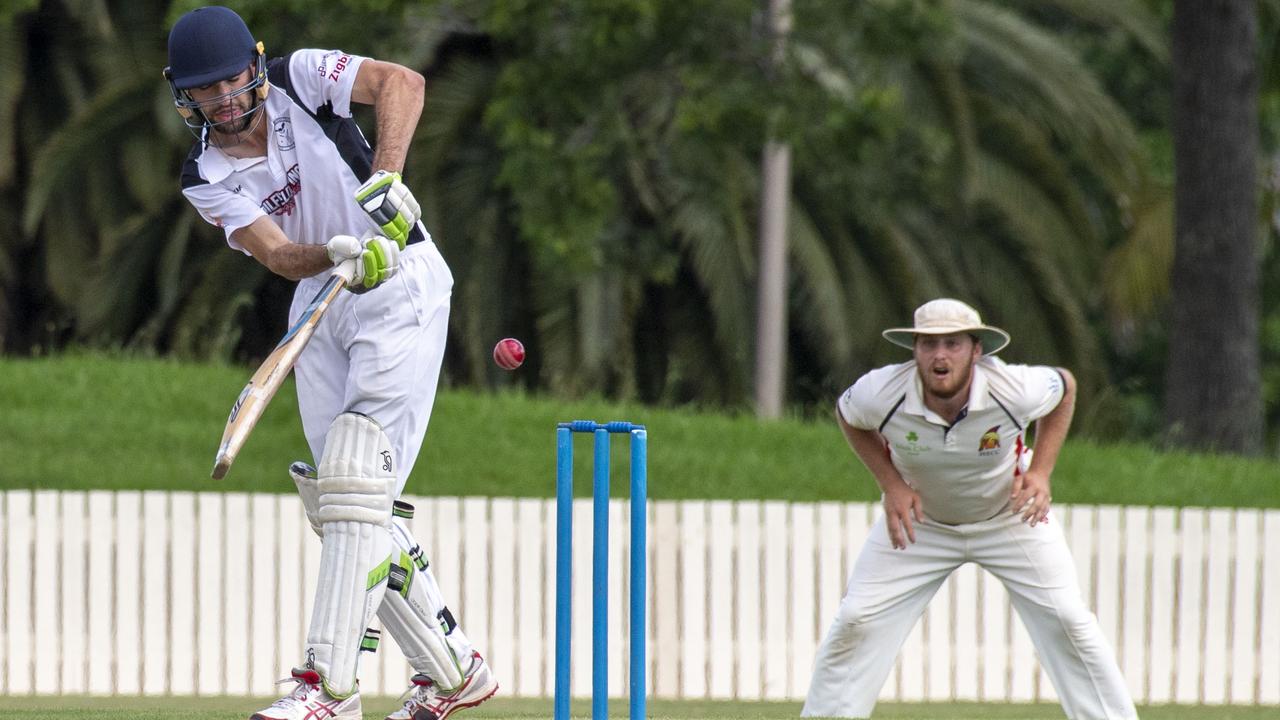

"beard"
[918,360,974,400]
[206,99,263,148]
[219,113,253,134]
[211,106,253,136]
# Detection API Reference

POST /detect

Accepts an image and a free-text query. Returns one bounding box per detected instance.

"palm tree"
[408,1,1163,410]
[8,0,274,359]
[7,0,1165,424]
[783,1,1166,399]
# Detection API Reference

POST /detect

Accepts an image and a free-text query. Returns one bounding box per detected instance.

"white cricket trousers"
[291,239,453,493]
[802,512,1137,720]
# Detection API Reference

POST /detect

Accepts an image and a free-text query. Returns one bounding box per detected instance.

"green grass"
[0,696,1276,719]
[2,354,1278,508]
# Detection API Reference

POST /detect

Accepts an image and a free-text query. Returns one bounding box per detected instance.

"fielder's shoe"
[386,651,498,720]
[250,667,361,720]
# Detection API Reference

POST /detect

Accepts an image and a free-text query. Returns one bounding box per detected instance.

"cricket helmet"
[163,6,269,137]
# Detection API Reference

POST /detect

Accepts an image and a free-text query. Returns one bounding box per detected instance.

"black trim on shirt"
[878,394,906,433]
[988,392,1023,431]
[268,53,425,246]
[180,142,208,190]
[941,405,969,440]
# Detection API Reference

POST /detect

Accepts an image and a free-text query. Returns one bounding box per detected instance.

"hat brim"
[882,326,1010,355]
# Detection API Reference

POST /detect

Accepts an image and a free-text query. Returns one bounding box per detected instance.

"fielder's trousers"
[802,511,1137,720]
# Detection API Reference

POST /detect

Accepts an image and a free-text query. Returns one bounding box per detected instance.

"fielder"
[803,299,1137,720]
[166,7,497,719]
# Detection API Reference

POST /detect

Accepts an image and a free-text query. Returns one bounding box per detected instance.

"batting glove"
[325,233,401,292]
[353,170,420,250]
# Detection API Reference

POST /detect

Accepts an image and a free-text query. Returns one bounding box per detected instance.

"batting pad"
[377,514,471,691]
[317,413,398,525]
[307,412,397,698]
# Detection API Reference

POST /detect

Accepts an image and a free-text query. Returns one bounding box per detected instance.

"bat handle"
[332,257,359,284]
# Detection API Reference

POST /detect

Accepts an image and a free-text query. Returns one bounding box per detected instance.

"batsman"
[804,299,1136,719]
[166,7,497,720]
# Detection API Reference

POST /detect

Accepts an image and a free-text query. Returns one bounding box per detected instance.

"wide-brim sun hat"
[882,298,1011,355]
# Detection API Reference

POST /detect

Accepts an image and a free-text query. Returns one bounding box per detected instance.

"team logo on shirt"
[893,430,932,457]
[261,163,302,216]
[978,426,1001,455]
[272,117,295,151]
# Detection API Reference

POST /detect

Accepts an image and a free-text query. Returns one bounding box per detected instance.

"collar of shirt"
[195,91,287,183]
[902,360,994,425]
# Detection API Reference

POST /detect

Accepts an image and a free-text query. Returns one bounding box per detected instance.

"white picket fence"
[1,489,1278,705]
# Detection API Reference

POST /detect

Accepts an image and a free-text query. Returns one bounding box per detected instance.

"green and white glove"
[353,170,420,250]
[325,233,401,292]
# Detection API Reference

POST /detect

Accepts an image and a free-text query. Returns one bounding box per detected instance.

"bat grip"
[332,257,359,284]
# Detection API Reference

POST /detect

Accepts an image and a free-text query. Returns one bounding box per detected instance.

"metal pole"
[629,428,648,720]
[592,428,610,720]
[554,427,573,720]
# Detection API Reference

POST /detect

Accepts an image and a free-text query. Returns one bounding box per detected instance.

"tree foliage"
[2,0,1203,440]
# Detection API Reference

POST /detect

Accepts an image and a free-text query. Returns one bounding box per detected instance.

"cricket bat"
[211,259,357,479]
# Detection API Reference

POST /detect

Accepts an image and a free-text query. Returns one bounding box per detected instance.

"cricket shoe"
[250,667,361,720]
[386,651,498,720]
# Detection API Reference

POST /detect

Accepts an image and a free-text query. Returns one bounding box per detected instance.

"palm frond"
[40,185,99,309]
[121,135,173,213]
[1102,183,1174,332]
[75,212,159,340]
[169,249,269,360]
[787,203,852,375]
[954,0,1139,191]
[879,219,948,303]
[1031,0,1168,61]
[669,188,752,368]
[154,209,195,319]
[967,151,1096,301]
[418,57,497,176]
[971,91,1101,254]
[963,173,1103,384]
[23,77,153,234]
[834,236,904,370]
[0,18,25,187]
[919,63,978,199]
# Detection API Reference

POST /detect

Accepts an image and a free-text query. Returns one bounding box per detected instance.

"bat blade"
[212,368,286,479]
[210,261,355,479]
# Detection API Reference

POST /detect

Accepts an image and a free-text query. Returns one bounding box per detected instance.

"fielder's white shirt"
[838,356,1065,525]
[180,49,421,252]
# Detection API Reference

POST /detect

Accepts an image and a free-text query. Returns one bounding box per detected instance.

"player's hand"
[1011,467,1052,526]
[354,170,420,250]
[882,480,923,550]
[326,233,401,291]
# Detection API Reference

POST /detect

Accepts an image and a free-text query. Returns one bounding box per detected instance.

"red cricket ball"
[493,337,525,370]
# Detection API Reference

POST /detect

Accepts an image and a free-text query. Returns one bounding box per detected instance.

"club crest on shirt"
[978,426,1001,455]
[893,430,932,457]
[273,117,295,151]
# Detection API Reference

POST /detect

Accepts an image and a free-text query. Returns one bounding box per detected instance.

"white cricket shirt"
[838,356,1066,525]
[179,49,427,252]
